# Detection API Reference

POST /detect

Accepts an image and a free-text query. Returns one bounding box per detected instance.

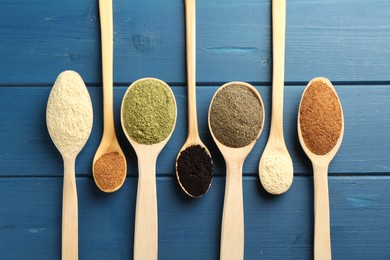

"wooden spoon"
[176,0,212,197]
[259,0,293,195]
[93,0,126,192]
[46,71,93,260]
[209,82,265,260]
[120,78,177,260]
[298,77,344,260]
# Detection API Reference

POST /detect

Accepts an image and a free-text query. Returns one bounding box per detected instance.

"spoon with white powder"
[46,70,93,260]
[258,0,293,195]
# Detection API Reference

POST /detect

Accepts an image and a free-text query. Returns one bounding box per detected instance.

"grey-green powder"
[122,78,176,145]
[209,83,264,148]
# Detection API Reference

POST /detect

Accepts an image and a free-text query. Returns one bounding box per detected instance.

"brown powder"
[299,80,342,155]
[93,152,126,191]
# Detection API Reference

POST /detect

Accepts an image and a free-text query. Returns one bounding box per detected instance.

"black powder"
[176,145,213,198]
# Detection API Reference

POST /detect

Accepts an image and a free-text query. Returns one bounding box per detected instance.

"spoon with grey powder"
[46,70,93,260]
[209,82,264,260]
[176,0,213,198]
[259,0,293,195]
[121,78,177,260]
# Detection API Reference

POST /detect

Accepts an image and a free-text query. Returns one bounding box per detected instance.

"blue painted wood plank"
[0,0,389,84]
[0,85,389,176]
[0,176,389,259]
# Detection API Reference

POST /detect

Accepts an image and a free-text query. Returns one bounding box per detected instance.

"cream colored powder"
[46,70,93,157]
[259,149,293,195]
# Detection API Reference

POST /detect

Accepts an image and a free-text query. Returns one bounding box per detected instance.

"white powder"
[259,149,293,195]
[46,70,93,158]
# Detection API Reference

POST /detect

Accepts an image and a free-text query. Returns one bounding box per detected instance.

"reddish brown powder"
[299,80,342,155]
[93,152,126,191]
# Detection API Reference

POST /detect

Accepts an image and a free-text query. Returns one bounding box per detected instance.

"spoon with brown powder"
[298,77,344,260]
[258,0,293,195]
[209,82,265,260]
[176,0,213,198]
[93,0,127,193]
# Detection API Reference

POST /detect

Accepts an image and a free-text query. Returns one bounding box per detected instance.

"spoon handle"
[313,164,332,260]
[185,0,199,140]
[62,158,78,260]
[270,0,286,138]
[134,156,158,260]
[99,0,115,134]
[220,161,244,260]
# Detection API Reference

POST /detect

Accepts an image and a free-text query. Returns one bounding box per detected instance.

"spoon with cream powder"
[46,71,93,260]
[259,0,293,195]
[93,0,127,193]
[298,77,344,260]
[209,82,264,260]
[121,78,177,260]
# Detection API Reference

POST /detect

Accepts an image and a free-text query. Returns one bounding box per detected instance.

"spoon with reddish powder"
[93,0,127,192]
[298,77,344,260]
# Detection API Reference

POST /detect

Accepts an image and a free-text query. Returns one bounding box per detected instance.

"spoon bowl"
[46,70,93,260]
[209,81,264,260]
[121,78,177,260]
[93,0,127,193]
[298,77,344,260]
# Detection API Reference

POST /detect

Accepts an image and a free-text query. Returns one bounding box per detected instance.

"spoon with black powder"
[176,0,213,198]
[209,82,265,260]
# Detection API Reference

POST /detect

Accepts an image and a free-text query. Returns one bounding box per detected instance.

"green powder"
[122,78,176,145]
[209,83,264,148]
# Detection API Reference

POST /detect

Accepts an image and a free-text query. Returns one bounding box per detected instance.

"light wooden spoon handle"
[220,161,244,260]
[62,158,78,260]
[185,0,199,140]
[99,0,115,134]
[313,164,332,260]
[134,156,158,260]
[271,0,286,137]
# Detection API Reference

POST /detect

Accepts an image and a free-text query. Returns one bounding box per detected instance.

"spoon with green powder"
[258,0,293,195]
[176,0,213,198]
[298,77,344,260]
[209,82,265,260]
[46,70,93,260]
[121,78,177,260]
[93,0,127,193]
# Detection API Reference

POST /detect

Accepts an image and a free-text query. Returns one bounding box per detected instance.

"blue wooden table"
[1,0,390,259]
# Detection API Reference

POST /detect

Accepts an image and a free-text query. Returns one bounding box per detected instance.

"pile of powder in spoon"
[122,78,176,144]
[209,83,264,148]
[299,79,343,155]
[46,70,93,157]
[176,145,213,198]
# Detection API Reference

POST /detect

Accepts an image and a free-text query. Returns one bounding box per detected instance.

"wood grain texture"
[0,85,389,176]
[0,0,390,259]
[0,176,389,259]
[0,0,389,83]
